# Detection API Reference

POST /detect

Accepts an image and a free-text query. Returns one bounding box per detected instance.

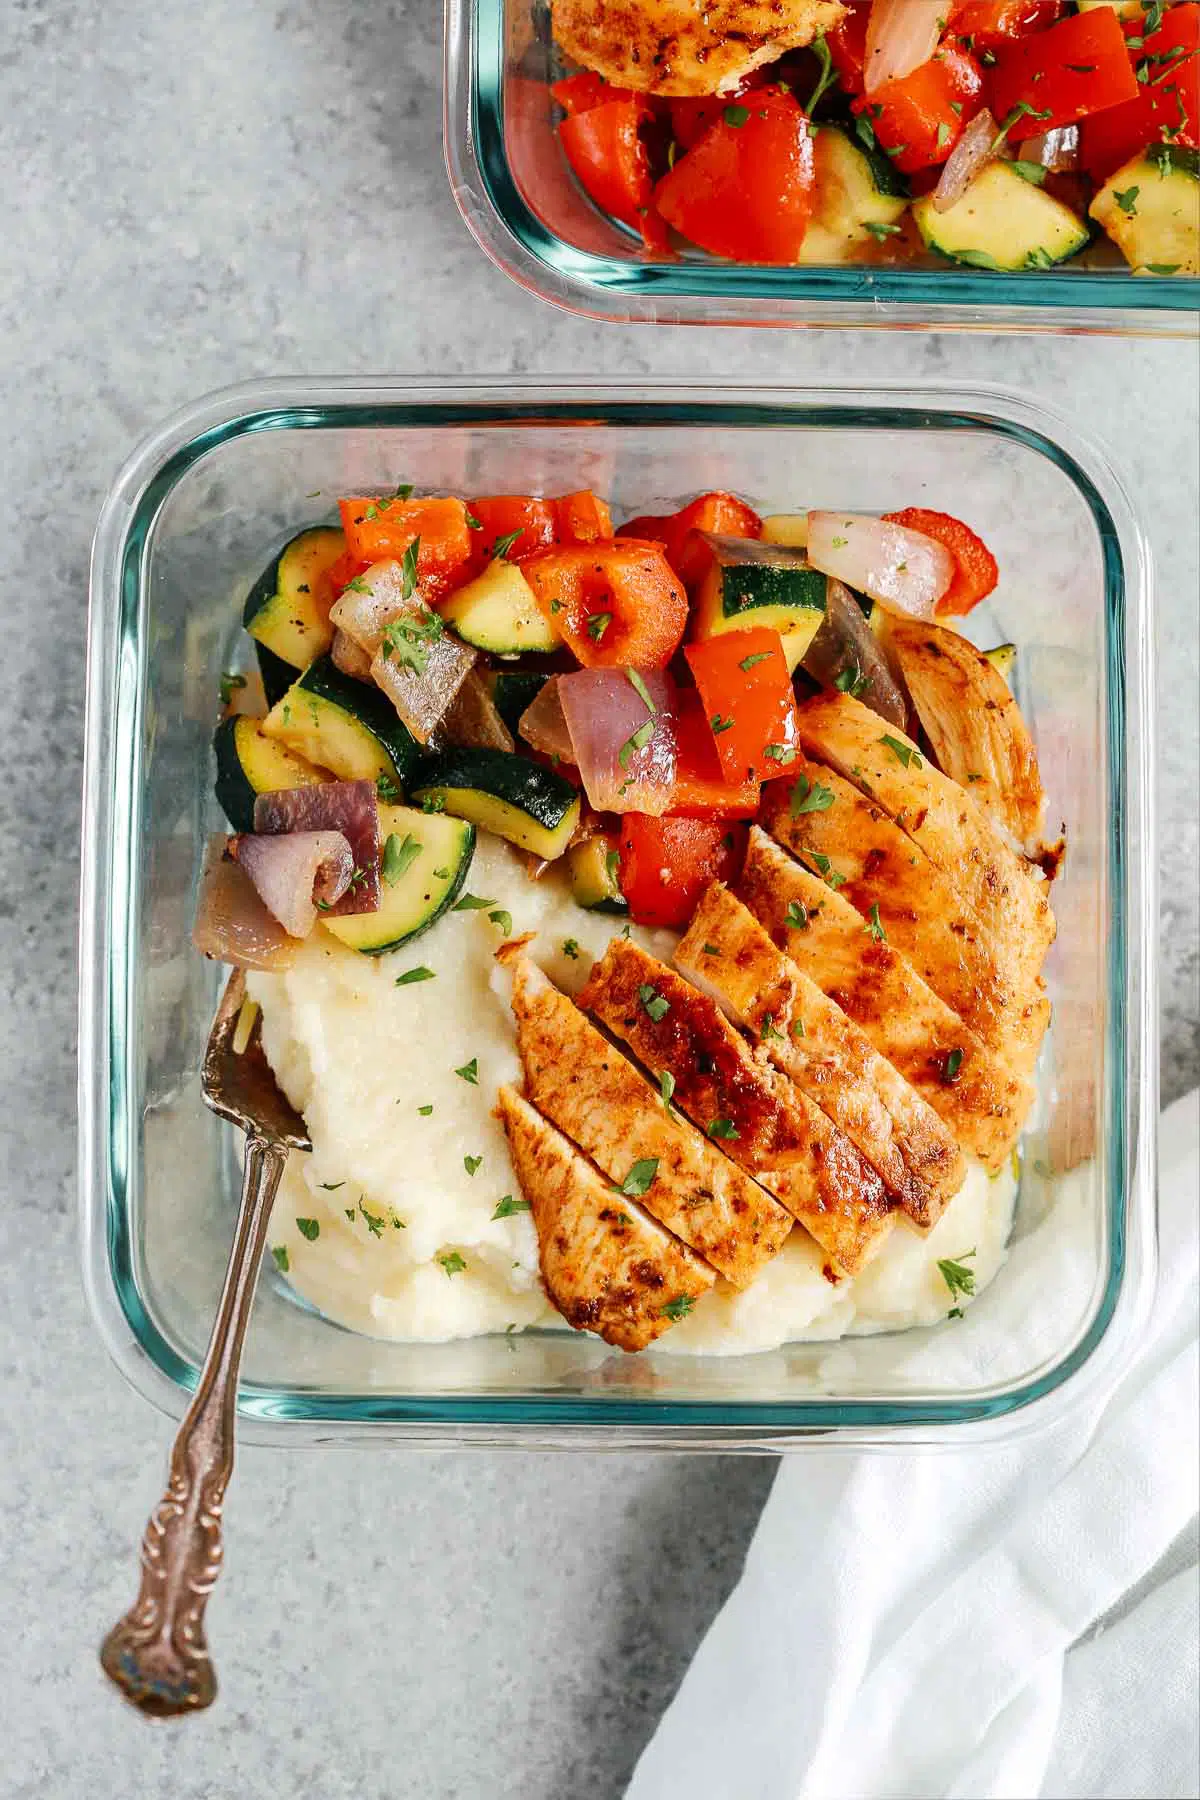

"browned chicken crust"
[758,765,1049,1078]
[580,938,895,1275]
[793,693,1055,995]
[552,0,846,97]
[497,1085,714,1350]
[737,828,1035,1172]
[677,884,966,1229]
[510,958,793,1288]
[883,616,1047,854]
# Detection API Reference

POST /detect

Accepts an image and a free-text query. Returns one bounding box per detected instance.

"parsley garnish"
[739,651,772,671]
[764,743,796,764]
[660,1294,696,1321]
[400,535,420,596]
[707,1118,739,1140]
[940,1046,965,1085]
[319,1181,345,1191]
[455,1057,479,1084]
[865,902,886,944]
[792,1017,806,1040]
[990,102,1052,154]
[359,1201,386,1238]
[710,714,734,734]
[626,668,657,713]
[1024,247,1055,269]
[218,671,247,706]
[491,529,522,561]
[659,1069,676,1115]
[803,851,846,889]
[724,104,750,127]
[296,1217,320,1241]
[935,121,952,151]
[380,605,443,676]
[464,1155,482,1176]
[271,1245,289,1272]
[492,1194,531,1219]
[395,966,436,986]
[1010,159,1046,187]
[587,611,612,642]
[785,900,809,931]
[344,574,372,595]
[880,733,922,768]
[376,772,403,801]
[864,220,902,241]
[615,1157,659,1198]
[805,32,837,113]
[834,663,870,697]
[937,1249,976,1317]
[701,942,721,957]
[1146,263,1181,275]
[382,832,421,884]
[563,938,581,960]
[638,983,669,1023]
[954,249,1003,270]
[453,892,495,911]
[418,1104,433,1116]
[465,510,482,529]
[790,773,835,816]
[488,908,513,936]
[436,1250,467,1276]
[619,718,656,768]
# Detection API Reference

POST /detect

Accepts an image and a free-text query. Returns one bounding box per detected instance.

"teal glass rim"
[79,376,1158,1449]
[444,0,1200,331]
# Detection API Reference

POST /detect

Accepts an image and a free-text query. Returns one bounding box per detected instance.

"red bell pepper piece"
[559,97,669,253]
[669,72,765,151]
[466,496,557,571]
[554,491,614,544]
[338,497,473,594]
[552,71,632,115]
[882,508,999,617]
[653,89,816,264]
[523,540,688,669]
[326,550,371,597]
[684,630,801,785]
[618,491,762,591]
[852,45,984,173]
[827,1,870,94]
[989,7,1140,134]
[1079,4,1200,183]
[948,0,1063,50]
[669,690,762,818]
[617,815,744,930]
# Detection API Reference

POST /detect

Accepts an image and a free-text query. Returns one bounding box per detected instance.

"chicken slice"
[579,938,895,1275]
[738,828,1035,1172]
[882,615,1046,853]
[759,764,1049,1078]
[497,1085,714,1351]
[677,885,966,1228]
[552,0,847,97]
[510,958,793,1287]
[792,691,1055,990]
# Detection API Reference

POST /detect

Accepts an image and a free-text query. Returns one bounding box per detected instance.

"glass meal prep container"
[80,377,1156,1449]
[443,0,1200,332]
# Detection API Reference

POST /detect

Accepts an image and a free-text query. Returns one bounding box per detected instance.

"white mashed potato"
[247,835,1017,1356]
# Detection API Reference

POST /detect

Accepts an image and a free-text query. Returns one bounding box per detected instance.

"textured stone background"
[0,3,1195,1796]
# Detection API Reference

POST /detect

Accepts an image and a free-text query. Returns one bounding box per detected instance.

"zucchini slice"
[486,670,550,735]
[982,642,1016,685]
[262,655,423,791]
[691,533,827,672]
[567,835,626,913]
[797,126,909,265]
[243,526,346,672]
[256,643,300,709]
[760,513,809,550]
[439,559,560,654]
[321,804,475,955]
[412,748,581,860]
[213,716,328,832]
[913,161,1089,271]
[1090,146,1199,275]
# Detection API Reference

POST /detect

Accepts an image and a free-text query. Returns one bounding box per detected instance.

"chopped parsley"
[395,966,436,986]
[990,101,1052,154]
[1010,159,1047,187]
[760,1013,785,1042]
[785,900,809,931]
[465,511,482,530]
[864,220,902,241]
[271,1245,289,1273]
[764,743,797,765]
[464,1155,482,1177]
[790,773,835,816]
[865,902,887,944]
[659,1294,696,1321]
[710,714,734,734]
[400,535,420,596]
[940,1046,965,1086]
[359,1201,387,1238]
[659,1069,676,1115]
[490,529,522,562]
[455,1058,479,1085]
[343,574,372,595]
[638,983,670,1024]
[803,851,847,890]
[492,1194,531,1219]
[879,733,922,769]
[614,1157,659,1199]
[488,908,513,936]
[218,671,247,706]
[453,893,495,911]
[834,663,871,697]
[626,668,657,713]
[318,1181,345,1192]
[562,938,581,960]
[937,1249,976,1317]
[417,1104,434,1117]
[380,606,443,676]
[935,121,952,151]
[707,1118,739,1141]
[376,772,403,801]
[382,832,421,884]
[701,942,721,957]
[724,104,750,127]
[791,1017,806,1040]
[831,534,848,548]
[587,611,612,643]
[739,651,772,671]
[295,1217,320,1241]
[436,1250,467,1276]
[619,719,656,768]
[805,31,837,114]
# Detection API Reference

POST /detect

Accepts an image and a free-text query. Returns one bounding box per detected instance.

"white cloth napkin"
[627,1093,1200,1800]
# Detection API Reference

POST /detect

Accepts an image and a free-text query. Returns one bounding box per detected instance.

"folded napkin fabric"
[628,1093,1199,1800]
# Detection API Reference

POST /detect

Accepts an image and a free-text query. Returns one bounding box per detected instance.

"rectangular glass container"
[444,0,1200,332]
[80,378,1157,1448]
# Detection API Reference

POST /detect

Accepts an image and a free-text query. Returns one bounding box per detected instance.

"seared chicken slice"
[759,766,1049,1077]
[580,939,895,1276]
[552,0,847,97]
[510,959,793,1288]
[792,692,1055,989]
[677,885,966,1228]
[497,1086,714,1351]
[883,615,1046,853]
[738,829,1035,1172]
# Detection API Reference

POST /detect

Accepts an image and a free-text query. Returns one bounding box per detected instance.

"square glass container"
[444,0,1200,332]
[80,377,1157,1449]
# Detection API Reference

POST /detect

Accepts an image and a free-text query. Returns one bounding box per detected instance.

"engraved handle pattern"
[100,1134,288,1716]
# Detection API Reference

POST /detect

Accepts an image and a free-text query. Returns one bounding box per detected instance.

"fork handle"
[100,1132,288,1716]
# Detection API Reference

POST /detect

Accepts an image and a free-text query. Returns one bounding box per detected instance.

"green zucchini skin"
[242,525,344,673]
[487,671,549,735]
[264,654,424,792]
[256,643,298,708]
[212,716,326,831]
[322,805,476,955]
[412,747,581,859]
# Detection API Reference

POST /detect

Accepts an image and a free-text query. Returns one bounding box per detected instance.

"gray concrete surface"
[0,2,1196,1797]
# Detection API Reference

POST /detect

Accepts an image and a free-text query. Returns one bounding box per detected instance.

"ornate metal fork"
[100,968,310,1715]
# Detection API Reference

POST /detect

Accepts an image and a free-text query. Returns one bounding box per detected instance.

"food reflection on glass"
[195,480,1062,1357]
[544,0,1199,274]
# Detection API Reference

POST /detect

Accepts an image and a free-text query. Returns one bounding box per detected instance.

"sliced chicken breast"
[883,615,1047,853]
[510,959,793,1288]
[552,0,847,97]
[677,885,966,1229]
[738,828,1035,1171]
[497,1085,714,1351]
[792,692,1055,988]
[579,938,896,1275]
[759,766,1049,1077]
